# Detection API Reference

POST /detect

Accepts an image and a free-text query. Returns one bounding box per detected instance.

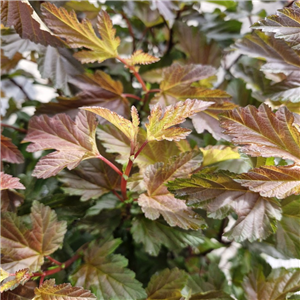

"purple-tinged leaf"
[1,135,24,164]
[0,172,25,190]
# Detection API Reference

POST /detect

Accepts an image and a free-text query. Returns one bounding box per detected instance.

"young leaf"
[131,216,204,256]
[41,3,120,63]
[138,152,205,230]
[1,135,24,164]
[0,268,30,293]
[69,239,146,300]
[23,111,100,178]
[0,0,63,47]
[124,50,160,66]
[252,2,300,50]
[220,104,300,164]
[146,268,188,300]
[0,172,25,190]
[146,99,214,142]
[275,197,300,259]
[1,201,67,273]
[34,279,96,300]
[58,158,121,201]
[168,171,281,242]
[0,268,10,281]
[81,106,139,145]
[243,268,300,300]
[235,165,300,199]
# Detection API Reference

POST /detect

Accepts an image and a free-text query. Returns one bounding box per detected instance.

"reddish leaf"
[34,279,96,299]
[236,165,300,199]
[1,189,24,212]
[1,201,67,272]
[138,152,205,230]
[23,111,100,178]
[1,135,24,164]
[0,0,63,47]
[0,172,25,190]
[220,104,300,164]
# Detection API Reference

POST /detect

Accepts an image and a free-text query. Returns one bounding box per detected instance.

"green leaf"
[146,268,188,300]
[0,172,25,190]
[252,2,300,50]
[33,279,96,300]
[220,104,300,164]
[41,3,120,63]
[168,171,281,242]
[243,268,300,300]
[200,146,240,167]
[275,197,300,259]
[138,152,205,230]
[131,216,204,256]
[235,165,300,199]
[23,111,100,178]
[70,239,146,300]
[1,201,67,272]
[146,99,213,142]
[0,268,30,293]
[0,0,63,47]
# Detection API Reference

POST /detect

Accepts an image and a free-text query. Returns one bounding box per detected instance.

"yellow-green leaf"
[124,50,160,66]
[0,269,30,293]
[41,3,120,63]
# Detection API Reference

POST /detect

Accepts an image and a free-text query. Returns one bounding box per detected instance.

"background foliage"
[1,0,300,299]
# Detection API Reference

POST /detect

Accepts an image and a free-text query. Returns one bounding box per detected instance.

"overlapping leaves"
[168,170,281,242]
[1,201,67,273]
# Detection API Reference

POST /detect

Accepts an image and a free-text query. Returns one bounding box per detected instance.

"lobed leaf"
[146,99,213,142]
[41,3,120,63]
[1,135,24,164]
[81,106,139,144]
[236,165,300,199]
[131,216,204,256]
[34,279,96,300]
[70,239,146,300]
[124,50,160,66]
[0,172,25,190]
[146,268,188,299]
[138,152,205,230]
[23,110,100,178]
[0,268,30,293]
[244,268,300,300]
[189,291,233,300]
[220,104,300,164]
[0,0,63,47]
[168,171,281,242]
[1,201,67,273]
[252,2,300,50]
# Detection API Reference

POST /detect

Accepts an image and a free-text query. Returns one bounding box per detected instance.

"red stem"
[147,89,161,94]
[97,155,123,177]
[117,56,148,92]
[122,93,142,101]
[1,123,27,133]
[120,141,149,200]
[45,255,62,266]
[112,190,123,202]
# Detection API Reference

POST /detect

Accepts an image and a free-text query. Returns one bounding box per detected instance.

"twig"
[1,123,27,133]
[112,190,124,202]
[117,56,148,92]
[122,93,142,101]
[45,255,62,266]
[121,12,136,52]
[9,78,31,100]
